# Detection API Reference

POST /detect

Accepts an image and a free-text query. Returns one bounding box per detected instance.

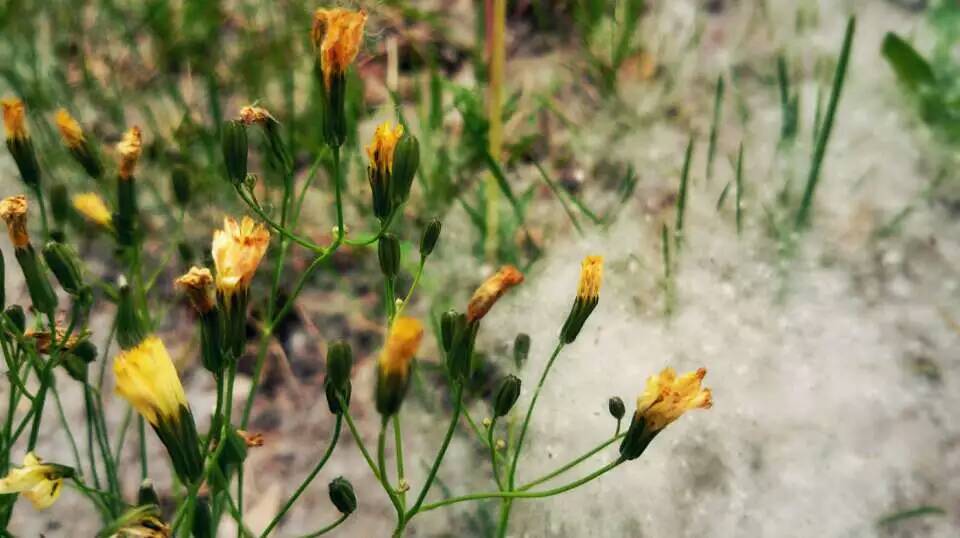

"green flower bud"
[367,166,392,221]
[71,339,98,363]
[6,138,40,187]
[325,380,352,415]
[618,413,659,461]
[137,478,160,507]
[378,233,401,279]
[115,173,139,247]
[42,241,87,297]
[222,120,248,186]
[493,375,521,417]
[15,245,57,315]
[326,340,353,390]
[608,396,625,420]
[4,304,25,334]
[419,218,441,258]
[171,166,191,207]
[390,133,419,205]
[439,309,461,353]
[513,333,530,368]
[116,276,146,350]
[328,477,357,515]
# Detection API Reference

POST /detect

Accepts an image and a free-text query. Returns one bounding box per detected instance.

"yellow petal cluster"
[636,367,712,432]
[117,126,142,180]
[0,194,30,248]
[466,265,524,322]
[54,109,85,149]
[311,8,367,89]
[72,192,113,228]
[0,453,65,510]
[211,216,270,298]
[113,336,190,428]
[1,97,27,140]
[366,121,404,174]
[379,317,424,380]
[576,255,603,301]
[175,266,215,313]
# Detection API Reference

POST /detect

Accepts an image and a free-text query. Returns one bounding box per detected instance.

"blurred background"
[1,0,959,536]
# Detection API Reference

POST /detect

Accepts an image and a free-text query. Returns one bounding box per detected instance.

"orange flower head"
[311,8,367,89]
[635,367,712,432]
[0,195,29,248]
[211,216,270,299]
[1,98,27,140]
[366,121,404,174]
[466,265,524,322]
[117,126,142,180]
[577,255,603,301]
[378,317,424,381]
[54,109,85,149]
[175,266,216,313]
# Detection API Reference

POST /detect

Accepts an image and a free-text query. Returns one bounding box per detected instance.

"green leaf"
[881,32,936,90]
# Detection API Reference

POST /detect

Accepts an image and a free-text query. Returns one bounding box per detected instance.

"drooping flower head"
[211,216,270,299]
[0,452,72,510]
[366,121,404,175]
[113,336,190,428]
[635,367,712,433]
[2,98,27,141]
[0,194,29,248]
[175,266,216,314]
[105,504,171,538]
[311,8,367,90]
[54,109,85,149]
[72,192,112,229]
[117,126,142,180]
[466,265,524,322]
[576,255,603,302]
[379,317,424,381]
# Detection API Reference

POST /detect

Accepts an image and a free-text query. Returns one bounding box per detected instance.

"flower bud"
[116,126,142,181]
[54,109,102,179]
[376,317,423,417]
[222,120,248,186]
[326,340,353,389]
[446,315,478,381]
[466,266,524,323]
[3,98,40,187]
[116,276,147,350]
[313,9,366,148]
[171,165,191,207]
[419,218,441,258]
[513,333,530,368]
[390,132,419,205]
[239,106,292,175]
[378,233,401,279]
[608,396,625,420]
[42,241,87,298]
[560,256,603,344]
[440,309,460,353]
[493,375,521,417]
[4,304,25,334]
[137,478,160,507]
[72,193,112,230]
[328,476,357,515]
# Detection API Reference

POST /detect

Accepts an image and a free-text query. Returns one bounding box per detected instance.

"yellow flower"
[366,121,404,175]
[466,265,524,322]
[54,108,85,149]
[0,453,69,510]
[379,317,424,381]
[174,266,215,313]
[311,8,367,89]
[117,126,142,180]
[73,192,113,228]
[576,255,603,301]
[211,216,270,298]
[106,505,171,538]
[1,97,28,140]
[113,336,190,428]
[636,367,712,433]
[0,194,29,248]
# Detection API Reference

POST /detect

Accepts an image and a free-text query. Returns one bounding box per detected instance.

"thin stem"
[393,414,406,507]
[341,407,383,482]
[378,418,404,519]
[507,341,564,487]
[488,417,503,490]
[138,416,148,479]
[297,513,349,538]
[405,384,464,519]
[259,415,343,538]
[51,381,83,473]
[518,433,624,491]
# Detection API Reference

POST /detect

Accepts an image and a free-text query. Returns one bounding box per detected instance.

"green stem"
[378,418,404,519]
[488,417,503,490]
[297,513,349,538]
[393,413,406,507]
[519,433,624,491]
[405,385,464,519]
[507,341,564,487]
[51,381,83,474]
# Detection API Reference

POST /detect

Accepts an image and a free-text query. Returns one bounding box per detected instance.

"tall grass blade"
[706,75,725,182]
[675,136,695,249]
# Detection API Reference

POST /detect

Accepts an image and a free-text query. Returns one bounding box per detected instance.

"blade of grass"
[706,75,725,182]
[735,141,745,236]
[531,160,584,235]
[795,16,856,230]
[675,136,695,250]
[877,506,945,527]
[716,181,731,211]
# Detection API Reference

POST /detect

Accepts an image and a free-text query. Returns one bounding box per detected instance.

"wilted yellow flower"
[238,105,276,126]
[106,505,171,538]
[117,126,142,180]
[636,367,712,432]
[0,194,29,248]
[311,8,367,89]
[466,265,524,322]
[113,336,190,428]
[175,266,215,313]
[576,255,603,301]
[24,327,89,354]
[1,98,27,140]
[0,452,70,510]
[54,109,85,149]
[211,216,270,298]
[379,317,424,381]
[366,122,404,174]
[73,192,113,228]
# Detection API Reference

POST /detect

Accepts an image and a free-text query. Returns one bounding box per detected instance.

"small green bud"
[390,133,419,205]
[137,478,160,507]
[222,120,248,186]
[42,241,87,297]
[378,233,401,279]
[419,218,441,258]
[116,276,146,350]
[439,309,460,353]
[328,477,357,515]
[4,305,25,334]
[49,184,69,227]
[72,339,98,363]
[367,167,392,221]
[326,340,353,389]
[325,380,352,415]
[513,333,530,368]
[608,396,625,420]
[171,166,191,207]
[493,375,521,417]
